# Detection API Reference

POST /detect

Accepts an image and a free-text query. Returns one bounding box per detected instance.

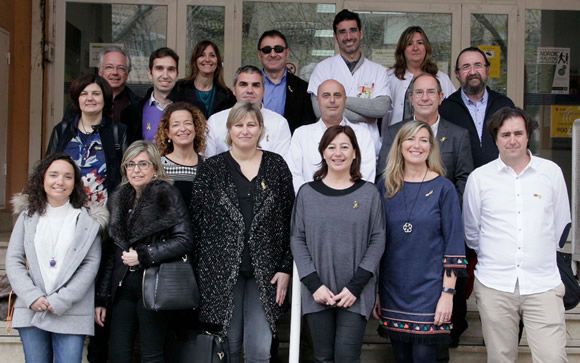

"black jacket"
[96,179,193,307]
[46,115,127,193]
[439,88,514,168]
[169,79,235,118]
[120,87,155,144]
[283,72,316,133]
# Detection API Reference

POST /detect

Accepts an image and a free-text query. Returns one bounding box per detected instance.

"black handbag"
[557,251,580,310]
[142,254,200,311]
[176,330,229,363]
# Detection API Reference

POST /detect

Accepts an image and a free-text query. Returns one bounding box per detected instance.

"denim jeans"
[18,326,85,363]
[227,275,272,363]
[305,308,367,363]
[391,340,437,363]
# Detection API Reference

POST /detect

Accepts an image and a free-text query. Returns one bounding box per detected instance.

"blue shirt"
[263,70,287,117]
[460,88,488,143]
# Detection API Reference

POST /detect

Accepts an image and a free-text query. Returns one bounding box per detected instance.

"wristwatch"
[442,287,456,295]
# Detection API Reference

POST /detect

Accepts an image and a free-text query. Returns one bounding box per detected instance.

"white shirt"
[205,106,291,158]
[385,69,455,126]
[286,118,376,193]
[463,154,571,295]
[307,55,389,152]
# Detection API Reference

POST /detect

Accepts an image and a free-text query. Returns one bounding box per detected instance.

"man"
[307,9,390,155]
[463,107,570,363]
[122,47,179,143]
[377,73,473,197]
[258,30,316,133]
[440,46,515,168]
[205,65,291,157]
[439,47,516,347]
[97,46,141,123]
[287,79,376,192]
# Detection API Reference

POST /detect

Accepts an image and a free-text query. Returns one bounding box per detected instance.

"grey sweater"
[291,180,386,319]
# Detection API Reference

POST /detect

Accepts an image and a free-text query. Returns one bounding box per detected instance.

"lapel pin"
[439,136,447,143]
[425,190,433,197]
[261,181,267,190]
[353,201,360,209]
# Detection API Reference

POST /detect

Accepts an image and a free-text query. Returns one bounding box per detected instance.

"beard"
[462,74,486,95]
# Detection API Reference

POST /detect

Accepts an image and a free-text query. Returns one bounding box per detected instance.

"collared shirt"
[263,69,287,117]
[286,118,376,193]
[463,153,571,295]
[460,88,488,142]
[141,93,171,141]
[205,105,291,159]
[414,115,440,136]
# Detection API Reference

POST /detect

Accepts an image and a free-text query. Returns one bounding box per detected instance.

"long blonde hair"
[383,120,445,197]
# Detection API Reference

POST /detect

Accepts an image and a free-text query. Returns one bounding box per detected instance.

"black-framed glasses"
[259,45,286,54]
[124,160,152,170]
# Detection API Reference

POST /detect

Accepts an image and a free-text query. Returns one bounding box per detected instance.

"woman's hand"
[30,296,51,312]
[122,248,140,267]
[434,293,453,326]
[334,287,357,308]
[373,294,382,320]
[95,307,107,327]
[270,272,290,306]
[313,285,336,306]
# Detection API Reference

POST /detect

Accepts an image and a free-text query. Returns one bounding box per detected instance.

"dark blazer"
[439,88,514,168]
[190,151,294,334]
[283,72,316,133]
[169,79,235,119]
[46,115,127,193]
[377,117,474,197]
[120,87,153,144]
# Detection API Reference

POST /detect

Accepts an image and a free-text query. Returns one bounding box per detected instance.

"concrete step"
[0,210,12,233]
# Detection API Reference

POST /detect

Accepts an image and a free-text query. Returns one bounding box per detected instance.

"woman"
[191,102,294,362]
[155,102,207,206]
[171,40,236,118]
[377,120,466,362]
[6,153,104,362]
[384,26,456,128]
[94,141,193,363]
[291,125,385,363]
[46,73,127,207]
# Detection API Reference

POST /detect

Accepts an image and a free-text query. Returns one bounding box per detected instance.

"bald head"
[317,80,346,126]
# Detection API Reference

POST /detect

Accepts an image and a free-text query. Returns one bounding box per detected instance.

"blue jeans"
[391,340,437,363]
[18,326,85,363]
[227,275,272,363]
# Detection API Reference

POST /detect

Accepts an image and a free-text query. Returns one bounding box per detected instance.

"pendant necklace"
[401,169,428,234]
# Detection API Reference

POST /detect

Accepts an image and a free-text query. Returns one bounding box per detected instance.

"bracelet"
[442,287,456,295]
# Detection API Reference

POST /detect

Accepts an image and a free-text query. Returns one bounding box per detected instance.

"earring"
[167,139,171,143]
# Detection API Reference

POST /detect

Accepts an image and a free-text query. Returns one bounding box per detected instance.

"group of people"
[5,8,571,363]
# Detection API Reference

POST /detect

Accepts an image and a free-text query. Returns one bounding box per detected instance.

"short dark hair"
[233,65,263,86]
[258,30,288,49]
[313,125,362,182]
[333,9,361,34]
[23,153,87,216]
[455,46,490,72]
[69,73,113,115]
[148,47,179,71]
[487,106,538,142]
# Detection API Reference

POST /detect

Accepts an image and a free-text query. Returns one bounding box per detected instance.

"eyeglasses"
[259,45,286,54]
[458,62,487,73]
[412,89,439,98]
[124,160,152,170]
[102,64,128,74]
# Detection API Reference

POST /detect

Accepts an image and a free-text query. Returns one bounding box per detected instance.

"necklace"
[401,169,428,234]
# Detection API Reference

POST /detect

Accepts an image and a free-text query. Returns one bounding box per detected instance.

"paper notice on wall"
[89,43,124,68]
[550,105,580,138]
[537,47,570,94]
[479,45,501,79]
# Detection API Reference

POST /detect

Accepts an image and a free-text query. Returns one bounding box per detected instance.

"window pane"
[358,11,453,74]
[242,2,336,81]
[185,6,225,77]
[470,13,508,95]
[65,3,168,106]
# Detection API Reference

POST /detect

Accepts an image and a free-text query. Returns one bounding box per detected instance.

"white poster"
[537,47,570,94]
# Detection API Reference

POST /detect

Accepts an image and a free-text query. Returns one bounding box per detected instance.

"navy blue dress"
[378,176,467,343]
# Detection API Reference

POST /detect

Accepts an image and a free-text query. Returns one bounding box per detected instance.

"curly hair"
[23,153,87,216]
[155,102,207,155]
[392,26,438,80]
[187,40,228,90]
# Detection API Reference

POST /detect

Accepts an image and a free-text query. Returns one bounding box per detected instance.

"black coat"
[439,88,514,168]
[169,79,235,119]
[190,151,294,334]
[46,115,127,193]
[95,179,193,307]
[283,72,316,133]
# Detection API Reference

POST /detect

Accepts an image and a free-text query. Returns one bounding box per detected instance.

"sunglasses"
[259,45,286,54]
